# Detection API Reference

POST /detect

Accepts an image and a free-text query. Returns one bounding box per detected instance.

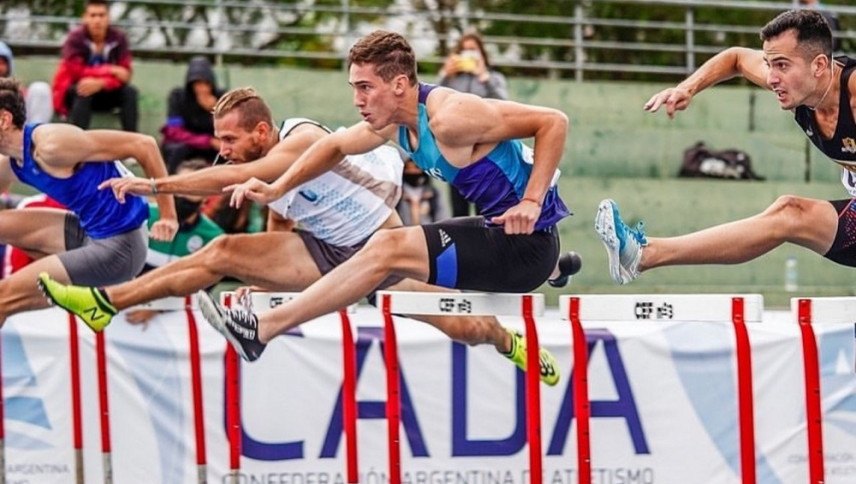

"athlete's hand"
[643,86,692,118]
[491,199,541,234]
[225,177,279,208]
[98,177,152,203]
[150,217,179,242]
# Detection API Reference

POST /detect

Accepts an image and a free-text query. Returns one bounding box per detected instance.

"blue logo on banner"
[2,328,53,450]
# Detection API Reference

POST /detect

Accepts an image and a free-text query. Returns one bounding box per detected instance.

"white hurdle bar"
[219,292,359,484]
[376,291,546,484]
[559,294,763,484]
[788,296,856,484]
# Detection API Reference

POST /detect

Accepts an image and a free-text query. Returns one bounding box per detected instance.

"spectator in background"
[396,159,448,225]
[0,41,54,123]
[125,158,223,326]
[161,56,224,173]
[52,0,138,132]
[799,0,841,52]
[437,31,508,217]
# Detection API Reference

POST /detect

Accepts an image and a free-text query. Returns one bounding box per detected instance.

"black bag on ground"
[679,141,764,180]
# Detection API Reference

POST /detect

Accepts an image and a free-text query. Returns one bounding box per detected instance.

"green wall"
[13,57,854,305]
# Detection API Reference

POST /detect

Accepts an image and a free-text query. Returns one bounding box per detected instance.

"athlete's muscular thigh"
[0,208,69,254]
[213,232,323,291]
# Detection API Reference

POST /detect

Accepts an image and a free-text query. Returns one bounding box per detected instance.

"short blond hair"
[212,87,274,131]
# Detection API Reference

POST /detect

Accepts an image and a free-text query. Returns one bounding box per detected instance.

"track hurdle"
[788,296,856,484]
[376,291,546,484]
[129,296,207,483]
[220,292,359,484]
[559,294,764,484]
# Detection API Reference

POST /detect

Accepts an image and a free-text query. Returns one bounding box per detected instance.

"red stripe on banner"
[522,295,542,484]
[338,309,359,483]
[731,298,756,484]
[569,297,592,484]
[223,294,242,476]
[382,294,401,484]
[68,314,84,484]
[185,296,207,468]
[797,299,825,484]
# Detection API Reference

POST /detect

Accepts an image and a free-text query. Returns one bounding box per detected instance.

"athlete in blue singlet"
[596,9,856,286]
[0,78,175,325]
[192,31,574,363]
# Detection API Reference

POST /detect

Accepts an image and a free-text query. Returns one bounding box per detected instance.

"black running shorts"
[825,199,856,267]
[421,216,560,293]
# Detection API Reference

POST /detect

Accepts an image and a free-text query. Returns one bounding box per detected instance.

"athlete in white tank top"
[266,118,403,247]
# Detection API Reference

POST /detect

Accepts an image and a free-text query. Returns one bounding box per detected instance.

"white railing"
[2,0,854,81]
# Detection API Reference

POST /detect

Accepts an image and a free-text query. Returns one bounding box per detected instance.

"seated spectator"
[0,41,54,123]
[52,0,138,132]
[396,160,449,225]
[161,56,224,173]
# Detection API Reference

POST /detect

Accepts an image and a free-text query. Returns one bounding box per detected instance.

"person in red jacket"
[51,0,138,132]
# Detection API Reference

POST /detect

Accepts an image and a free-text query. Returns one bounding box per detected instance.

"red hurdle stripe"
[185,296,207,481]
[730,298,756,484]
[222,293,242,481]
[68,314,84,484]
[381,294,401,484]
[95,330,113,482]
[797,299,825,484]
[568,297,592,484]
[338,309,359,483]
[522,295,543,484]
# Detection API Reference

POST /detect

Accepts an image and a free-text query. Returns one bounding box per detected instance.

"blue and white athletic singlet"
[398,84,569,231]
[266,118,402,247]
[10,123,148,239]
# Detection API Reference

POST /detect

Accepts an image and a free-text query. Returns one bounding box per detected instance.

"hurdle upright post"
[95,331,112,484]
[790,297,853,484]
[221,293,242,484]
[68,313,84,484]
[379,291,546,484]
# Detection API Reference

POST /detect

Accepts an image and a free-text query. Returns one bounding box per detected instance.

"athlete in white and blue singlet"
[199,31,572,360]
[0,78,175,325]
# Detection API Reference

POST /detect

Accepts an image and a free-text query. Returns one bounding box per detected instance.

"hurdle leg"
[381,294,402,484]
[797,299,825,484]
[522,295,543,484]
[568,298,591,484]
[221,293,241,484]
[339,309,359,483]
[95,331,112,484]
[185,296,208,484]
[68,313,85,484]
[730,298,757,484]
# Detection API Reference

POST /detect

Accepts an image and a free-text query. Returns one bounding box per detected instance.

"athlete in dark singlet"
[0,78,176,325]
[193,31,573,363]
[594,9,856,285]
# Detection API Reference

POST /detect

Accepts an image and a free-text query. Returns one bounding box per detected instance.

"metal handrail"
[2,0,852,80]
